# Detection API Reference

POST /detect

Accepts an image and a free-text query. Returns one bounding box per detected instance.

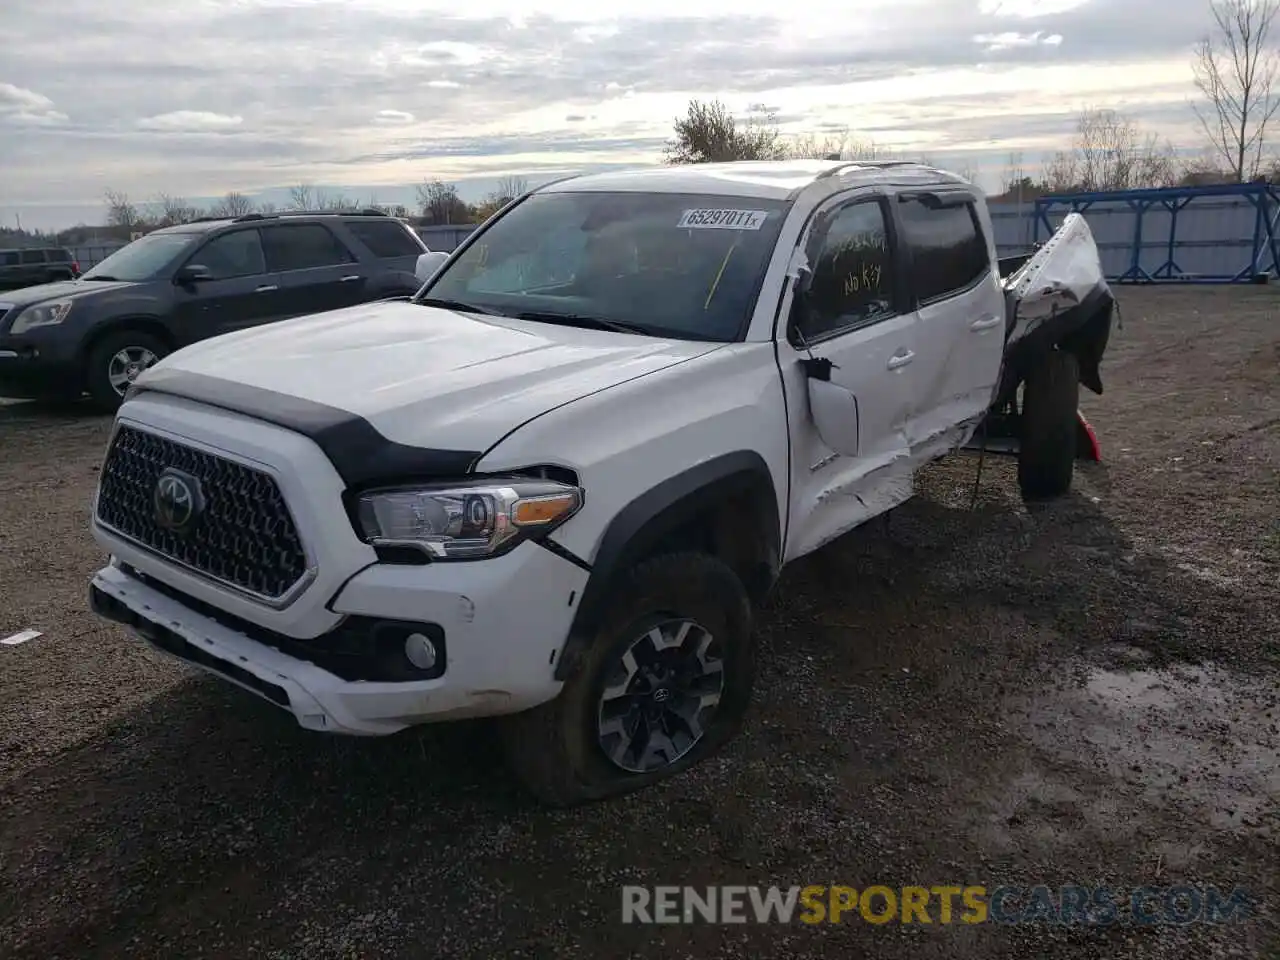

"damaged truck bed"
[965,212,1114,472]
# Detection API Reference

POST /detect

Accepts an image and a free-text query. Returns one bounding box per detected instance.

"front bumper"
[88,390,592,735]
[0,345,80,397]
[90,538,589,734]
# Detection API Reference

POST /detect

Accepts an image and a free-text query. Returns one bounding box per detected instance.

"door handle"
[970,315,1002,331]
[339,275,362,283]
[887,350,915,370]
[255,284,278,293]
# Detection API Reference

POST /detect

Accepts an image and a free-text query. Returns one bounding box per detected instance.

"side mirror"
[806,378,860,456]
[415,251,448,283]
[175,264,213,285]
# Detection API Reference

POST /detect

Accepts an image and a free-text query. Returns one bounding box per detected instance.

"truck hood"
[133,299,722,453]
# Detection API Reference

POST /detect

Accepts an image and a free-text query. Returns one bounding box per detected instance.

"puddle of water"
[1015,661,1280,834]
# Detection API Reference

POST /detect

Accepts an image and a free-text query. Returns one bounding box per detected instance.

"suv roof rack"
[176,207,396,226]
[222,209,389,225]
[266,208,390,218]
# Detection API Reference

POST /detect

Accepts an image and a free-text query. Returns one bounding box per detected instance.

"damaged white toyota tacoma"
[88,160,1113,805]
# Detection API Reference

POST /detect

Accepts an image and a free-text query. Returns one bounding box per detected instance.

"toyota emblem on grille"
[153,468,205,533]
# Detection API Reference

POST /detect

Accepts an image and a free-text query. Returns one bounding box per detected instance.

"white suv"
[88,160,1114,805]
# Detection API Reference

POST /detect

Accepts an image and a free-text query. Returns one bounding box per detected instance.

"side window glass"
[192,230,266,279]
[20,249,45,264]
[898,198,988,303]
[261,224,356,272]
[798,200,893,340]
[345,220,423,258]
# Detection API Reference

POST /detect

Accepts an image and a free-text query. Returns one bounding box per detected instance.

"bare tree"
[104,189,142,232]
[288,184,314,210]
[415,179,470,224]
[311,189,352,211]
[1180,147,1237,184]
[666,99,788,164]
[1044,108,1179,192]
[153,193,203,226]
[360,198,409,218]
[494,175,530,202]
[953,161,980,184]
[258,201,277,215]
[787,128,893,161]
[1192,0,1280,181]
[1002,151,1027,193]
[210,191,255,218]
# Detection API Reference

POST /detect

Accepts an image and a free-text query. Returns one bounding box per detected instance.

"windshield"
[421,191,790,341]
[81,232,200,281]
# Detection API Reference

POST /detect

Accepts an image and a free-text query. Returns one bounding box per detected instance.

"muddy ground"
[0,286,1276,959]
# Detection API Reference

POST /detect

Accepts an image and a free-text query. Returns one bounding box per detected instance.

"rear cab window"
[47,249,71,262]
[896,197,990,304]
[344,220,424,258]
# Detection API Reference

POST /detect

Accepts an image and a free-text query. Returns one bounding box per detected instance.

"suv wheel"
[85,330,169,413]
[501,552,756,807]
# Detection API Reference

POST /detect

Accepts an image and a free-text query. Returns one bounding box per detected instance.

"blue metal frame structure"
[1032,182,1280,284]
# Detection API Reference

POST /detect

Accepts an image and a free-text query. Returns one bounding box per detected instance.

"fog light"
[404,632,438,670]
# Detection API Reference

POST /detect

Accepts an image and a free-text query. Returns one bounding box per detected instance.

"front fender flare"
[553,450,780,682]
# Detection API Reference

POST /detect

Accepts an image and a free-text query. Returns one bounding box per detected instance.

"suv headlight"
[9,300,73,334]
[354,478,584,559]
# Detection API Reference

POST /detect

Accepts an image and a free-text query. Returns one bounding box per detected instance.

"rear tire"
[1018,349,1080,500]
[85,330,169,414]
[500,552,755,807]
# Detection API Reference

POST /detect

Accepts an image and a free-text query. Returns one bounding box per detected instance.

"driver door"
[171,228,281,344]
[780,192,920,560]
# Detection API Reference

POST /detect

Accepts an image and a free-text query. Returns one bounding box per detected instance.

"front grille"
[95,425,309,601]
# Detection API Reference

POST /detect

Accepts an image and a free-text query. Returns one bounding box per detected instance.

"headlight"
[355,478,584,559]
[9,300,73,334]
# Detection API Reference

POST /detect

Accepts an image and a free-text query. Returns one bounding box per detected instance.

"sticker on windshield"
[677,209,770,230]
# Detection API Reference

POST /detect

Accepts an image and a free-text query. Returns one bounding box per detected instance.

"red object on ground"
[1076,410,1102,461]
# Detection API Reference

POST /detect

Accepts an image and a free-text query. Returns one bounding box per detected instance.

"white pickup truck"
[88,159,1113,806]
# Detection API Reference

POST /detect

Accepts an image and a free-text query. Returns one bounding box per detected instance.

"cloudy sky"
[2,0,1213,231]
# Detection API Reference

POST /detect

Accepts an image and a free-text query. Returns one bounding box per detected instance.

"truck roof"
[538,159,967,200]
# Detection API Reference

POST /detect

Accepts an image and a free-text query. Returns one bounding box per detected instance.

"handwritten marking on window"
[843,262,883,297]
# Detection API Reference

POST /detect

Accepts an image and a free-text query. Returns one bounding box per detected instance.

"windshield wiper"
[514,310,650,335]
[416,296,502,316]
[80,275,120,281]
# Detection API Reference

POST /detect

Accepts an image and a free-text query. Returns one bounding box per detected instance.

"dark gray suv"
[0,246,80,291]
[0,211,427,411]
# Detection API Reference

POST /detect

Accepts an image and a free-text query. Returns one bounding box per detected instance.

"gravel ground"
[0,286,1277,959]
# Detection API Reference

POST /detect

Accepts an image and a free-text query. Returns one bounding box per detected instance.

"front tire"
[501,552,756,807]
[1018,348,1080,500]
[85,330,169,413]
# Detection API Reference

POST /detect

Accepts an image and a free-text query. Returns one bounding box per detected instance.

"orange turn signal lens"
[512,492,580,526]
